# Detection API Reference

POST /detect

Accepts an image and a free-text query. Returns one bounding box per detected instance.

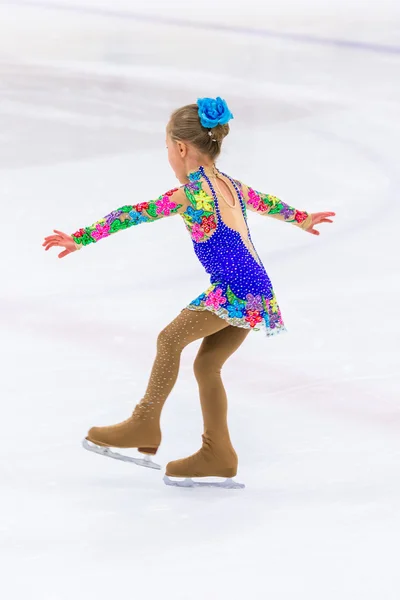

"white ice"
[1,1,400,598]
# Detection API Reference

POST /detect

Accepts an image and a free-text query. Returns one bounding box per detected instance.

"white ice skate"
[82,439,161,470]
[163,475,245,489]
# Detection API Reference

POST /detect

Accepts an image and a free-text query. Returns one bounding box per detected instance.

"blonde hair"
[168,103,230,161]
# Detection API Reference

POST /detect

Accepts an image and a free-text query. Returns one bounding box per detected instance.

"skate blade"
[163,475,245,489]
[82,439,161,470]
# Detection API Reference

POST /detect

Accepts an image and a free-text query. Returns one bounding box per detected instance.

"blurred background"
[1,1,399,599]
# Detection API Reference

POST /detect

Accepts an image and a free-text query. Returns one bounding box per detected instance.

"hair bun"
[168,102,230,161]
[209,123,229,143]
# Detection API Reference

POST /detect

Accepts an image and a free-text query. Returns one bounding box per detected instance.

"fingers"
[313,216,335,225]
[43,230,68,244]
[58,249,70,259]
[43,236,60,245]
[313,212,336,220]
[310,228,320,236]
[43,241,70,251]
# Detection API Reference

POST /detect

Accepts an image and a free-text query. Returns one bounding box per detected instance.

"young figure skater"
[43,97,335,488]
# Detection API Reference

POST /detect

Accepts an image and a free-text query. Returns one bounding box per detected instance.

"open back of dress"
[200,170,261,266]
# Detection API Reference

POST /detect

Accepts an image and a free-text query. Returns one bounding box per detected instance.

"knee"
[157,326,175,352]
[157,324,187,354]
[193,351,222,380]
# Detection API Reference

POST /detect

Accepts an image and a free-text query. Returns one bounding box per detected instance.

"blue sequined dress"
[182,166,311,336]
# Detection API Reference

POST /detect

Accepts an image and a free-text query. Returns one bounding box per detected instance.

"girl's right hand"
[305,212,336,235]
[42,229,81,259]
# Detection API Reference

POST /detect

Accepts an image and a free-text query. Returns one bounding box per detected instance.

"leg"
[166,325,250,478]
[196,325,250,442]
[86,309,230,454]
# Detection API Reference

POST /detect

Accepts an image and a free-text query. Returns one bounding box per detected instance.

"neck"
[185,161,216,178]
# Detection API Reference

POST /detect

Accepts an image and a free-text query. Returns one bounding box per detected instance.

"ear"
[177,141,187,158]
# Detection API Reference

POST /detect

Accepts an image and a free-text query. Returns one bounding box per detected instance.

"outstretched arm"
[71,187,186,248]
[43,187,187,258]
[236,180,335,235]
[237,180,312,230]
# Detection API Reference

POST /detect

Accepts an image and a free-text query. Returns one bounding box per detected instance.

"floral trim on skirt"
[185,282,287,337]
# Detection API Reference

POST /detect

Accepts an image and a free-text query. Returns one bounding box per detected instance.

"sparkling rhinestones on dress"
[183,165,287,335]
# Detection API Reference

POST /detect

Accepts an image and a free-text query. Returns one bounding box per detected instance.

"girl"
[43,97,335,488]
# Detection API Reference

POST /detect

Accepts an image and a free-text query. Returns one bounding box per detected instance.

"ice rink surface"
[1,0,400,598]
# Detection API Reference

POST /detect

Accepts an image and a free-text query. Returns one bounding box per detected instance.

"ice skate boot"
[164,433,245,488]
[83,401,162,470]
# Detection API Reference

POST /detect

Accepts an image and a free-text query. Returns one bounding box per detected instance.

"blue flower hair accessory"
[197,97,234,129]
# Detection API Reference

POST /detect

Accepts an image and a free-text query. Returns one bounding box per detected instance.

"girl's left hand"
[42,229,79,258]
[305,212,336,235]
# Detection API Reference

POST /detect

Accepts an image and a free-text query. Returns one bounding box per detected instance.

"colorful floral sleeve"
[236,180,312,231]
[71,187,186,248]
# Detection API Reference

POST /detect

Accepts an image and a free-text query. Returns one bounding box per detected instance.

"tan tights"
[87,309,250,477]
[145,308,249,431]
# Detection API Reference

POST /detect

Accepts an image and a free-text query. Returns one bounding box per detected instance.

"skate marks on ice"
[163,475,245,489]
[82,439,161,470]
